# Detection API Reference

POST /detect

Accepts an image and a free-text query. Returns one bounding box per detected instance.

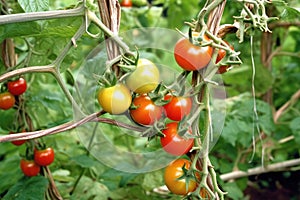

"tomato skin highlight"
[130,94,162,125]
[0,92,15,110]
[160,122,194,156]
[20,159,40,177]
[174,35,213,71]
[7,77,27,96]
[164,159,197,195]
[125,58,160,94]
[34,147,55,166]
[97,83,132,115]
[163,94,192,121]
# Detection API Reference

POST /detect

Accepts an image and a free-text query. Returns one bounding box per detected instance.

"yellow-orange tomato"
[164,159,198,195]
[125,58,160,94]
[97,83,132,114]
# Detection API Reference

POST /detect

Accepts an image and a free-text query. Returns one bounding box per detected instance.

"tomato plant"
[164,158,198,195]
[163,94,192,121]
[97,83,132,114]
[20,159,40,177]
[120,0,132,7]
[0,92,15,110]
[34,147,55,166]
[7,77,27,96]
[130,94,162,125]
[160,122,194,156]
[125,58,160,94]
[174,35,213,71]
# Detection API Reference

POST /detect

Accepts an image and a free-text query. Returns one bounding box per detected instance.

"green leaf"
[221,118,240,146]
[18,0,49,12]
[71,154,97,168]
[223,182,244,200]
[142,170,163,191]
[290,117,300,145]
[70,176,109,200]
[0,22,41,43]
[3,176,49,200]
[280,6,300,20]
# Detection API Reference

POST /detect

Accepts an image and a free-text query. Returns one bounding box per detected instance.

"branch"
[0,65,55,82]
[274,89,300,122]
[0,6,84,25]
[0,111,145,142]
[220,158,300,181]
[269,21,300,30]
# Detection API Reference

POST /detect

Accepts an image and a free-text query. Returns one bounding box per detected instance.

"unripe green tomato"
[125,58,160,94]
[97,83,132,115]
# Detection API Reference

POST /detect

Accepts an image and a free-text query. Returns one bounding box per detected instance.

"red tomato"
[216,41,234,74]
[120,0,132,7]
[130,94,162,125]
[160,122,194,156]
[164,159,197,195]
[10,130,26,146]
[20,159,40,177]
[7,77,27,96]
[0,92,15,110]
[174,34,213,71]
[34,147,55,166]
[163,94,192,121]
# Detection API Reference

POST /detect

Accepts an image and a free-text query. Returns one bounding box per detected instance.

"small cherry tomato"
[174,34,213,71]
[7,77,27,96]
[120,0,132,7]
[216,41,234,74]
[34,147,55,166]
[160,122,194,156]
[97,83,132,115]
[164,159,197,195]
[20,159,40,177]
[163,94,192,121]
[130,94,162,125]
[10,130,26,146]
[0,92,15,110]
[125,58,160,94]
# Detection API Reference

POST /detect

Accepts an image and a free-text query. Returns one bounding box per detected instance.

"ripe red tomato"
[120,0,132,7]
[10,130,26,146]
[174,34,213,71]
[130,94,162,125]
[7,77,27,96]
[164,159,197,195]
[20,159,40,177]
[0,92,15,110]
[216,41,234,74]
[34,147,55,166]
[160,122,194,156]
[163,94,192,121]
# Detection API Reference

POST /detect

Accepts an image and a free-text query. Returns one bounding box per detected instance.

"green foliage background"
[0,0,300,199]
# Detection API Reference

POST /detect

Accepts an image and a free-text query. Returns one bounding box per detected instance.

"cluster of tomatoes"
[0,77,27,110]
[97,31,234,197]
[9,129,55,177]
[20,147,55,177]
[97,58,194,155]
